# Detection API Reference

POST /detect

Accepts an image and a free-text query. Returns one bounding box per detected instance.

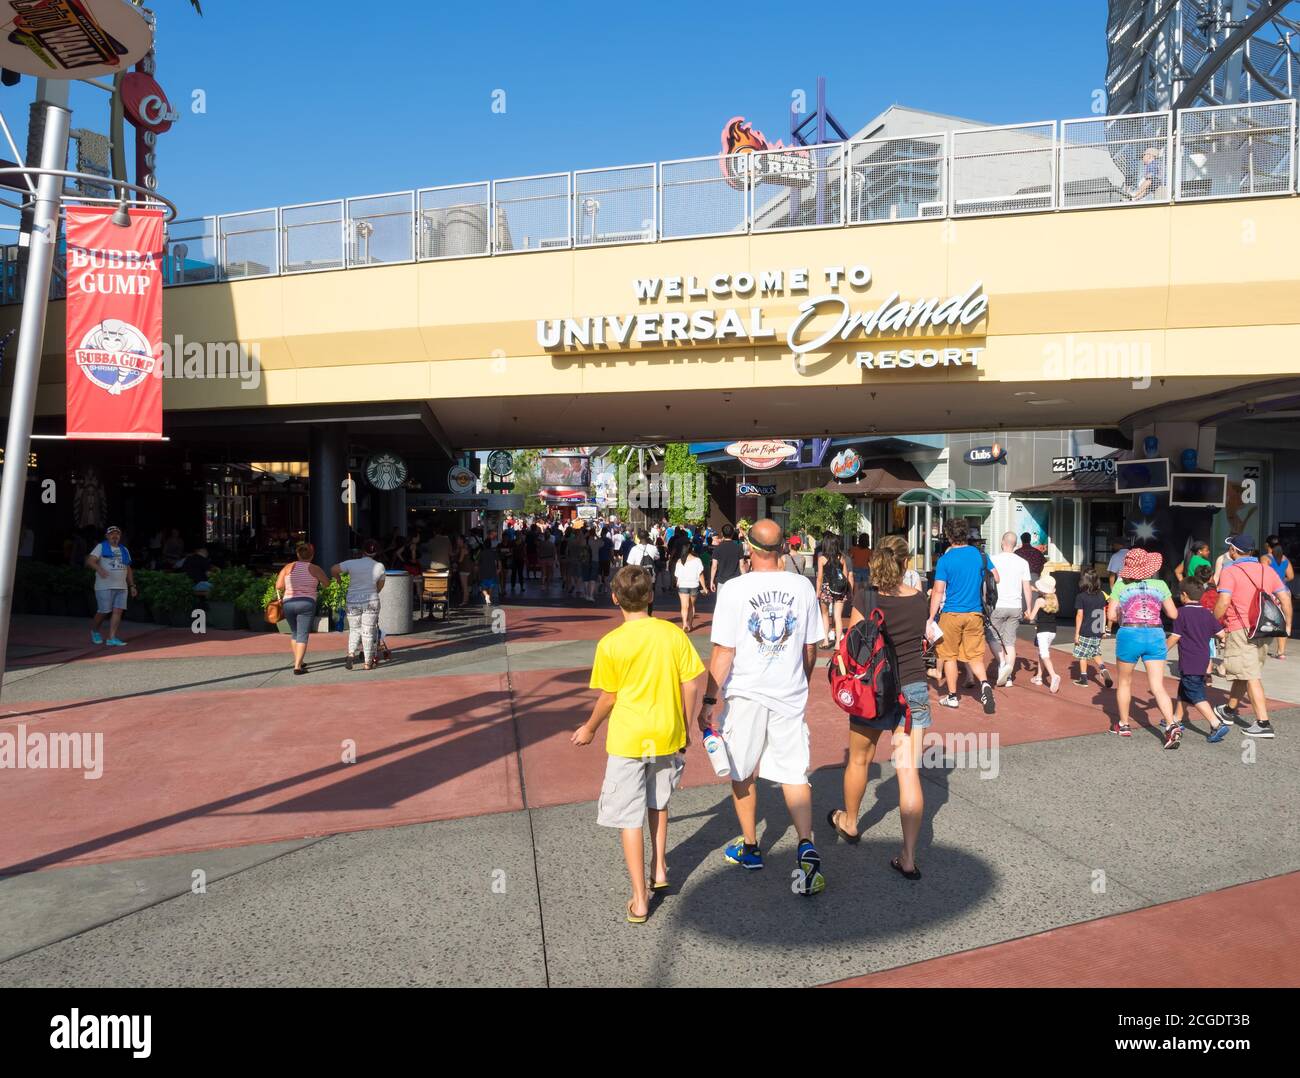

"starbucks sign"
[365,452,408,491]
[487,450,514,477]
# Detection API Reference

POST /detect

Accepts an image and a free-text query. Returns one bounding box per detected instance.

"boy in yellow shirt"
[572,566,707,923]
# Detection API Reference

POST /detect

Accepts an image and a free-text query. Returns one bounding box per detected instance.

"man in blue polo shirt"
[928,519,998,714]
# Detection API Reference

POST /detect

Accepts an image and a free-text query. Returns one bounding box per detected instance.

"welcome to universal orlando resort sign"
[536,264,988,376]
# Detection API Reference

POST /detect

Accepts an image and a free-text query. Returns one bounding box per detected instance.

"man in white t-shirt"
[700,519,825,895]
[87,525,137,646]
[989,531,1033,686]
[333,540,387,670]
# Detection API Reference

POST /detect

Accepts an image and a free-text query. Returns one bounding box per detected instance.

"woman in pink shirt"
[275,542,330,675]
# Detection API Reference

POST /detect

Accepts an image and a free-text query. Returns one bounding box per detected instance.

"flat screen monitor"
[1114,458,1169,494]
[1169,473,1228,509]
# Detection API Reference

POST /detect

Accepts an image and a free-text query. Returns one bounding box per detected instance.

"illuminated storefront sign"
[537,264,988,375]
[725,440,796,470]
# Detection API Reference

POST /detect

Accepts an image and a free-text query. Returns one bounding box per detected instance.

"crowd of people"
[568,516,1295,922]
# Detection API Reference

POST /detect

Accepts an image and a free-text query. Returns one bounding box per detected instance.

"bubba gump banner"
[65,205,165,440]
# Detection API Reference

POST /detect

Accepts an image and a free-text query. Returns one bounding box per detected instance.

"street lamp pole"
[0,84,71,705]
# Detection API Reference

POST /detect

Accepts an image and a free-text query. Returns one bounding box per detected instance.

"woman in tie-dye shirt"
[1106,548,1180,745]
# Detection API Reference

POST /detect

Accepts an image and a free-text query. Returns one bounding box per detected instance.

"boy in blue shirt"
[1167,578,1231,743]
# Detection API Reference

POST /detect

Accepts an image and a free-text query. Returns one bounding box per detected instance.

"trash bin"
[379,570,413,636]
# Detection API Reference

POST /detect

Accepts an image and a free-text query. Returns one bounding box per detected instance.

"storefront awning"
[1015,470,1118,497]
[825,458,925,497]
[896,487,992,507]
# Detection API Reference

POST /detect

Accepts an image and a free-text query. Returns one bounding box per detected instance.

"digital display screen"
[539,455,589,488]
[1169,473,1227,508]
[1114,458,1169,493]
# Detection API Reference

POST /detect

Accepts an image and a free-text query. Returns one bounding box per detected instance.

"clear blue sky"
[8,0,1106,220]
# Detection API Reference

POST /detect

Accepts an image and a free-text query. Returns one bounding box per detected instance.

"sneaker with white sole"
[979,682,996,715]
[1243,721,1275,739]
[940,694,960,709]
[1213,704,1241,726]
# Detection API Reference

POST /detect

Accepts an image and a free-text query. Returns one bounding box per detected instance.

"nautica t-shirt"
[710,570,822,716]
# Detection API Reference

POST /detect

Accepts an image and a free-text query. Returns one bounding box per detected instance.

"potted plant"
[236,577,274,631]
[141,572,196,628]
[206,566,253,631]
[316,574,348,633]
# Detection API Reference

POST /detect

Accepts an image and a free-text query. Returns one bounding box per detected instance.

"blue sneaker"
[105,638,127,647]
[90,631,103,645]
[1208,722,1231,743]
[795,840,825,896]
[723,838,763,870]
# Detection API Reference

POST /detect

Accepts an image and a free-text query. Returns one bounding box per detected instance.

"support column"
[309,423,348,572]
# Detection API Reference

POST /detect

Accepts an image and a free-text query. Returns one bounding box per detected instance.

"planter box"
[243,608,272,631]
[123,604,150,623]
[168,607,194,630]
[275,618,292,634]
[311,615,332,634]
[206,600,239,631]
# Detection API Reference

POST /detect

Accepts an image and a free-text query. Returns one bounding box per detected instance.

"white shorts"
[718,695,810,786]
[1036,631,1056,658]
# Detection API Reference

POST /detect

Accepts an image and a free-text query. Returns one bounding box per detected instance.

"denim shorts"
[1178,673,1207,705]
[1116,625,1167,664]
[95,588,127,613]
[851,680,932,732]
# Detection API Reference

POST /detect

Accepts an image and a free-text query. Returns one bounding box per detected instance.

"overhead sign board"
[0,0,153,79]
[964,444,1007,465]
[725,439,796,471]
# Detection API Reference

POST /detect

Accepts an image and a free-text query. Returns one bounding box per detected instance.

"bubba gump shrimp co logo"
[75,318,156,396]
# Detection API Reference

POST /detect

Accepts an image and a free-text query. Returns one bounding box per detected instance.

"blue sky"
[5,0,1105,221]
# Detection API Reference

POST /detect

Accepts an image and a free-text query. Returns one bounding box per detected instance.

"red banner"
[65,205,165,440]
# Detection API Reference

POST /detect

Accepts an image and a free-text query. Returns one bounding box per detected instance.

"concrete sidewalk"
[1,594,1297,987]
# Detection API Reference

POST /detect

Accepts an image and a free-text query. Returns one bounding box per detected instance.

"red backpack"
[827,591,911,732]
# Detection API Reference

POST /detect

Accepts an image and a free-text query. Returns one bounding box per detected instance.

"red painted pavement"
[0,673,519,874]
[821,871,1300,987]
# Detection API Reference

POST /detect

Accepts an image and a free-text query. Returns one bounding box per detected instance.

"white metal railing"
[5,101,1299,301]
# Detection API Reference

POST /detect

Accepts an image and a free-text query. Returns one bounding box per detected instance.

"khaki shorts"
[937,611,988,663]
[596,752,684,829]
[1222,629,1266,682]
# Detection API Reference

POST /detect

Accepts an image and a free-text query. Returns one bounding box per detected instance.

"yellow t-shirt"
[589,616,706,758]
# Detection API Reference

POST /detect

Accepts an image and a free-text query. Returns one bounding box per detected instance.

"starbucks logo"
[366,452,408,491]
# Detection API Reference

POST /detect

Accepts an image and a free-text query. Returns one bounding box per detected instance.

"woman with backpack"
[826,534,930,880]
[816,532,853,650]
[1262,535,1294,659]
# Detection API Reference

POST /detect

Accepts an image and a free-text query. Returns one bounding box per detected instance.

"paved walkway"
[1,593,1297,987]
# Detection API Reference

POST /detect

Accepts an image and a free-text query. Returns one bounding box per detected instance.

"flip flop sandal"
[626,899,648,924]
[649,879,670,893]
[890,856,921,881]
[826,809,861,844]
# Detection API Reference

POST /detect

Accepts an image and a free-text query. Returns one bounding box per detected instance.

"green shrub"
[209,565,255,603]
[236,577,272,614]
[319,574,349,615]
[260,577,280,612]
[137,570,194,614]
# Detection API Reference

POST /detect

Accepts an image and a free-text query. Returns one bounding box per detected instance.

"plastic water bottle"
[703,726,730,777]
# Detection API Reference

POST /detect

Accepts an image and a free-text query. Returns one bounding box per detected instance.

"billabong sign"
[1052,456,1117,476]
[964,444,1006,465]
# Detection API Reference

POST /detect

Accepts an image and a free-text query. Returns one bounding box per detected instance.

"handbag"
[265,597,284,625]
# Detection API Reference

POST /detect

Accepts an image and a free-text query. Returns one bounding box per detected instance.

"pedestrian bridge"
[6,101,1300,448]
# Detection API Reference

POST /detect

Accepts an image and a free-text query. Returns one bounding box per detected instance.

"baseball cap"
[105,525,121,535]
[1226,533,1255,553]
